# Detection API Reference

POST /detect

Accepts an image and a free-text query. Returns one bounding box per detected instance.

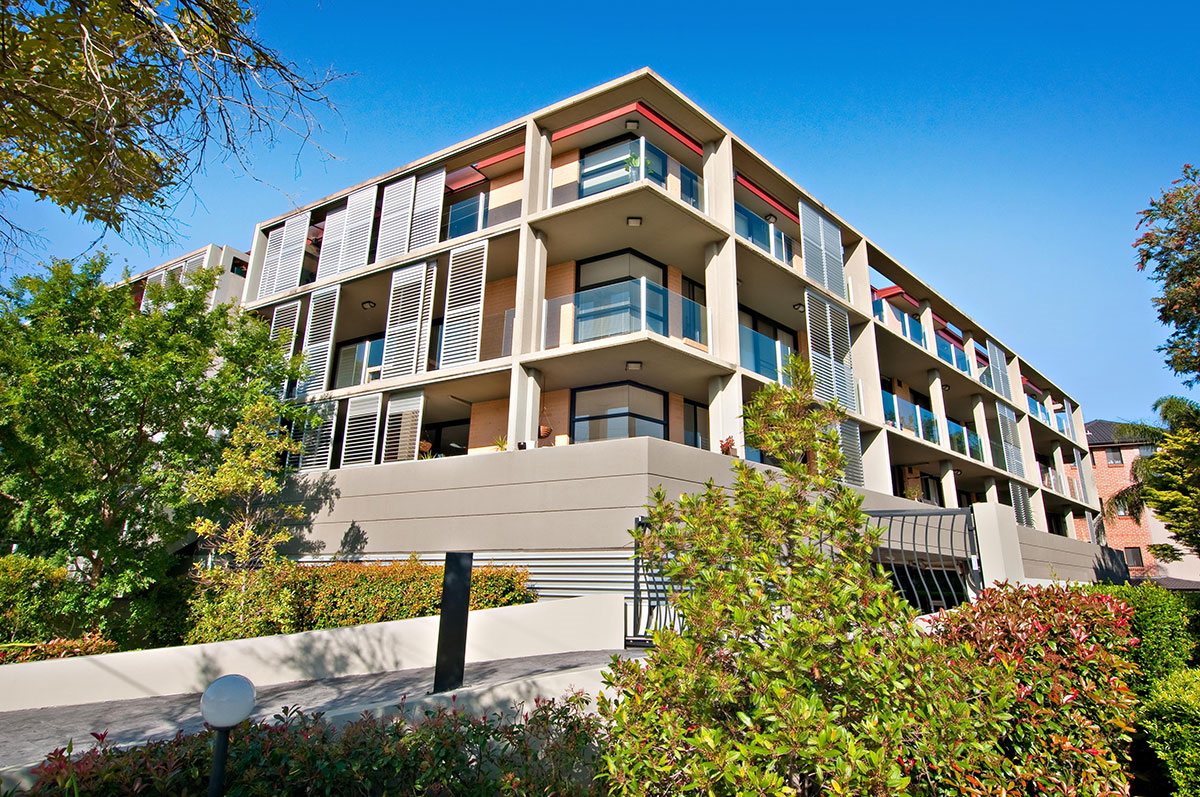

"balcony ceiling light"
[361,300,376,310]
[626,361,643,372]
[626,216,642,227]
[765,213,777,225]
[625,119,639,130]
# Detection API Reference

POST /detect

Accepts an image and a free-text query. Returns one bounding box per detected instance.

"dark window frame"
[569,381,668,444]
[1106,447,1124,466]
[1123,547,1145,568]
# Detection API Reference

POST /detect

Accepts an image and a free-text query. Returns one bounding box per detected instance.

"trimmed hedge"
[186,558,537,644]
[25,693,603,796]
[1142,668,1200,796]
[1095,582,1195,696]
[0,555,81,643]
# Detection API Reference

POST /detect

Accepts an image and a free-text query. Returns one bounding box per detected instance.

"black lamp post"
[200,674,256,797]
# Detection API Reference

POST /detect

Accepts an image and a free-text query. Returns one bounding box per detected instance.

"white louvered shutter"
[417,263,437,373]
[181,252,206,282]
[440,240,487,368]
[375,176,415,263]
[1010,483,1034,528]
[297,286,340,398]
[142,271,165,311]
[269,300,301,397]
[806,291,835,401]
[299,400,337,472]
[408,169,446,251]
[340,393,383,467]
[256,225,285,300]
[828,302,856,411]
[381,391,424,462]
[839,419,865,487]
[339,185,377,273]
[996,402,1025,478]
[273,213,311,296]
[800,200,846,299]
[381,263,429,379]
[986,340,1012,399]
[315,207,346,281]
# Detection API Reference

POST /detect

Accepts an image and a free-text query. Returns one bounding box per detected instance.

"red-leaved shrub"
[931,582,1138,795]
[0,633,117,665]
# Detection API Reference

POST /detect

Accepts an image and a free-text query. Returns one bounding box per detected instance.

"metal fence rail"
[866,508,983,614]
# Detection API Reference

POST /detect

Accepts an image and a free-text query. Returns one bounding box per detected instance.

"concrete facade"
[146,69,1110,577]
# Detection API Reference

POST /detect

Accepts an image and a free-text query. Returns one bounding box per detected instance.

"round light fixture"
[201,674,256,729]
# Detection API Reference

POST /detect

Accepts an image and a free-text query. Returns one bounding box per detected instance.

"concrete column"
[1028,486,1049,532]
[918,300,934,352]
[939,460,959,508]
[974,501,1027,587]
[1042,394,1056,428]
[962,331,979,380]
[703,135,736,229]
[853,324,884,423]
[1050,442,1067,495]
[843,238,871,316]
[506,365,543,448]
[927,368,947,448]
[861,427,893,494]
[521,121,552,215]
[708,374,744,454]
[983,476,999,503]
[971,394,996,468]
[510,226,547,357]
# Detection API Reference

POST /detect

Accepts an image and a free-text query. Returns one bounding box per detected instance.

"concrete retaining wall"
[0,595,624,712]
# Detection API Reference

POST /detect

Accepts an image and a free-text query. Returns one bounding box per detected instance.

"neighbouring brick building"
[1086,419,1200,581]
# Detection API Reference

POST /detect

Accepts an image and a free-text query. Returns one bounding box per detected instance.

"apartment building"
[130,243,249,311]
[132,70,1119,603]
[1086,419,1200,582]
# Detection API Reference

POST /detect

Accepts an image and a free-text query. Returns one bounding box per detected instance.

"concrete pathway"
[0,649,640,771]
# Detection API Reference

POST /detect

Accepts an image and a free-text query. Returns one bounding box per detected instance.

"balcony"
[544,278,707,350]
[574,137,704,211]
[1040,465,1064,494]
[990,439,1006,470]
[935,335,970,375]
[739,325,794,383]
[947,420,985,462]
[734,202,797,266]
[882,389,939,445]
[1055,412,1073,438]
[978,364,995,391]
[872,298,925,349]
[1026,394,1052,426]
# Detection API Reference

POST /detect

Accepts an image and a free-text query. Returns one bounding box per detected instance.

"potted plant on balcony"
[719,436,736,457]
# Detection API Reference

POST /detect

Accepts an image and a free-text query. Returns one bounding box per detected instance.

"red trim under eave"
[735,174,801,226]
[550,102,704,157]
[1022,376,1044,396]
[475,145,526,171]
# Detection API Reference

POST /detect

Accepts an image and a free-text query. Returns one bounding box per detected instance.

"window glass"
[333,341,367,389]
[1139,444,1155,458]
[1124,547,1144,568]
[572,384,666,443]
[684,401,709,450]
[643,141,667,187]
[579,140,636,198]
[680,166,701,209]
[574,385,629,418]
[1106,448,1124,465]
[578,252,664,289]
[447,192,487,239]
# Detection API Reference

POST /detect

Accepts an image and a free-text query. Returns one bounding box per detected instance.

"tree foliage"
[0,0,337,253]
[599,357,1013,795]
[0,253,301,600]
[1135,163,1200,385]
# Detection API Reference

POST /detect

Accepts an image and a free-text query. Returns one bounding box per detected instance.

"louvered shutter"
[440,240,487,368]
[800,200,846,299]
[1010,483,1034,528]
[181,252,206,282]
[375,176,415,262]
[996,402,1025,478]
[142,271,165,311]
[417,263,437,372]
[828,303,856,411]
[256,225,285,300]
[297,286,339,398]
[839,419,865,486]
[340,393,383,467]
[339,185,377,273]
[986,340,1012,399]
[269,300,301,397]
[381,263,429,378]
[805,291,835,401]
[299,400,337,472]
[1072,449,1089,502]
[315,207,346,281]
[381,391,424,462]
[273,213,311,296]
[408,169,446,251]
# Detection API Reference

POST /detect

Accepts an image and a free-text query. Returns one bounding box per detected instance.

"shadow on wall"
[337,522,368,560]
[1095,545,1132,585]
[276,471,340,559]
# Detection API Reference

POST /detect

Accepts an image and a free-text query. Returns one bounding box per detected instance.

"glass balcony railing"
[1026,395,1052,426]
[543,278,707,350]
[990,439,1006,470]
[935,335,970,375]
[1040,466,1064,494]
[1055,412,1074,438]
[882,389,939,445]
[446,193,487,240]
[947,420,984,462]
[739,325,794,384]
[978,364,995,391]
[1067,476,1084,501]
[735,202,796,265]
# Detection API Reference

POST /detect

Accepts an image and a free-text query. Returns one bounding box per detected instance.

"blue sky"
[7,1,1199,422]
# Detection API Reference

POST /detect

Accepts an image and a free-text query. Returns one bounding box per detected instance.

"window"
[1139,444,1156,459]
[421,420,469,458]
[681,276,706,343]
[683,400,709,450]
[1106,448,1124,465]
[446,192,487,239]
[574,252,666,342]
[734,203,771,252]
[333,336,385,389]
[680,164,701,209]
[1124,547,1145,568]
[579,138,637,198]
[738,307,797,379]
[571,383,666,443]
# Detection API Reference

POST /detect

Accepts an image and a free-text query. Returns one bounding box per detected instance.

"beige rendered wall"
[0,595,625,712]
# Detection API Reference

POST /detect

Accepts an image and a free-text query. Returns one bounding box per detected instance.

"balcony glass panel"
[579,140,637,198]
[643,141,667,188]
[1026,395,1051,425]
[680,165,703,210]
[872,297,886,323]
[734,202,771,253]
[906,315,926,348]
[947,420,985,462]
[918,406,940,444]
[1056,412,1072,436]
[544,278,706,349]
[739,325,793,383]
[936,335,971,374]
[881,389,920,437]
[446,193,486,239]
[978,365,995,390]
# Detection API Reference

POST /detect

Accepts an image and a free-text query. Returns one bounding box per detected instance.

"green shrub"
[932,583,1139,794]
[0,554,83,643]
[1142,668,1200,796]
[1095,582,1194,695]
[186,558,537,644]
[25,692,603,795]
[0,633,117,664]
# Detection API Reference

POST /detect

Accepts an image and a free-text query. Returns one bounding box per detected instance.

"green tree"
[1136,164,1200,385]
[0,0,336,253]
[0,252,302,605]
[599,357,1011,795]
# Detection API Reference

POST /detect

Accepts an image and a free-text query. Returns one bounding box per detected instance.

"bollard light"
[201,674,256,797]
